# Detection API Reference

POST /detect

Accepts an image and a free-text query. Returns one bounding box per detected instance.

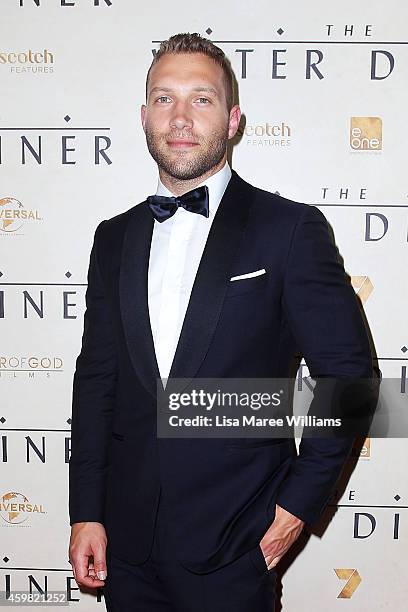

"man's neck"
[158,156,227,196]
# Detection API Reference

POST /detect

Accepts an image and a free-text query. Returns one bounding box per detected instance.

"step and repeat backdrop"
[1,0,407,610]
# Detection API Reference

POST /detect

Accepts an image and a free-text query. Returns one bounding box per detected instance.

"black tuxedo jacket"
[69,170,373,573]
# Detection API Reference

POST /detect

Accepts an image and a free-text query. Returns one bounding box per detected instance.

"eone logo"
[350,116,382,151]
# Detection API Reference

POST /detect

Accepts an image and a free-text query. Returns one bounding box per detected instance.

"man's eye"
[197,97,209,104]
[157,96,171,103]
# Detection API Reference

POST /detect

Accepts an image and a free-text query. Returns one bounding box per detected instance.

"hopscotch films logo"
[0,115,112,166]
[0,491,45,525]
[0,198,42,236]
[350,117,382,152]
[0,49,54,75]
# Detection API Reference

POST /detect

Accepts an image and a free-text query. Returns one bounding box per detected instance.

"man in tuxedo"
[68,33,373,611]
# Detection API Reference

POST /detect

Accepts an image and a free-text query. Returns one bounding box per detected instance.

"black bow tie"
[146,185,209,223]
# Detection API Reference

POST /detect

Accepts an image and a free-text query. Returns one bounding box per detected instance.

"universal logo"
[237,121,292,148]
[0,198,42,236]
[0,491,45,525]
[350,117,382,151]
[0,49,54,74]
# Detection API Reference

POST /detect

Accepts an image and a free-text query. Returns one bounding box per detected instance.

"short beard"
[145,126,229,181]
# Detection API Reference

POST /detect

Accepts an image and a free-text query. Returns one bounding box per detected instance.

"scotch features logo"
[0,491,45,525]
[237,121,292,147]
[0,49,54,74]
[0,198,42,235]
[350,117,382,151]
[351,276,374,304]
[334,568,362,598]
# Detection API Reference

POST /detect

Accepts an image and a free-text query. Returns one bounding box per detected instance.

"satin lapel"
[119,201,160,399]
[168,170,254,386]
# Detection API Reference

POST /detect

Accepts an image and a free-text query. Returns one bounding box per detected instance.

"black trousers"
[103,495,276,612]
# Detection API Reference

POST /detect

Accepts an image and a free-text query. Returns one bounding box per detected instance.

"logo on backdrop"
[236,121,292,148]
[351,437,371,459]
[350,117,382,151]
[334,569,362,598]
[0,491,45,525]
[0,198,42,235]
[0,356,63,379]
[0,49,54,74]
[350,276,373,305]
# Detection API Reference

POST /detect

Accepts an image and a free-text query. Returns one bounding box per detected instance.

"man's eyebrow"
[192,87,219,96]
[149,86,219,96]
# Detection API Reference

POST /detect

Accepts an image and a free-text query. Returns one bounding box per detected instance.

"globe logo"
[0,198,42,233]
[0,491,30,524]
[0,198,24,233]
[0,491,45,524]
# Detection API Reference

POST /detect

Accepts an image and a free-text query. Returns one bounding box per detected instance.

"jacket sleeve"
[275,205,373,526]
[69,220,117,525]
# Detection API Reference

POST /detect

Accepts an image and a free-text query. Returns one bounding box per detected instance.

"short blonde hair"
[146,32,234,111]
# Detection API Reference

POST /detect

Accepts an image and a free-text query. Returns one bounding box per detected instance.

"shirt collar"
[155,161,232,219]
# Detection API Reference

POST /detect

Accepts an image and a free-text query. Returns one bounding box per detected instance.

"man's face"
[141,53,240,181]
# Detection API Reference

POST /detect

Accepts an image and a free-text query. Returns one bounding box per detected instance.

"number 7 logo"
[334,568,362,598]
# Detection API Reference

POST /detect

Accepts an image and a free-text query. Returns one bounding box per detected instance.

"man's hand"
[259,503,305,570]
[68,522,108,588]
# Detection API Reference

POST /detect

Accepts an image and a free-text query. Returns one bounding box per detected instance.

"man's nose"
[170,102,193,130]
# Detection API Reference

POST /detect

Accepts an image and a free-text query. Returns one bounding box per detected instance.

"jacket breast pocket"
[225,272,268,298]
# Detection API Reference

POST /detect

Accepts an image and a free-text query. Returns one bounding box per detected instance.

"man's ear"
[140,104,147,132]
[228,105,241,140]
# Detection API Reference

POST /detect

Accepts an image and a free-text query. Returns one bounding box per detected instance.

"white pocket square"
[230,268,266,282]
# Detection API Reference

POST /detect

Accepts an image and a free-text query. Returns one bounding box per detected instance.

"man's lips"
[166,140,199,148]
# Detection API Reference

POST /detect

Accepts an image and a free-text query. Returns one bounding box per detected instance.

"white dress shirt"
[147,161,232,381]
